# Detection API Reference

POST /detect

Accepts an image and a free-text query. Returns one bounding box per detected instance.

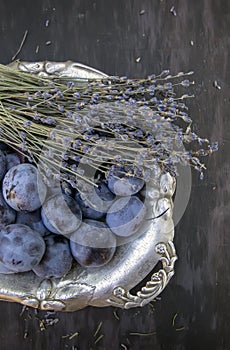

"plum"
[0,224,45,273]
[106,196,147,237]
[70,219,116,267]
[33,234,73,278]
[2,163,47,212]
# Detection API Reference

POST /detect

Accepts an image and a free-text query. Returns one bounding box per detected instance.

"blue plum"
[0,192,16,227]
[107,167,145,196]
[106,196,147,237]
[0,149,6,181]
[0,224,45,273]
[5,153,21,171]
[70,219,116,267]
[2,163,47,212]
[0,261,15,274]
[16,209,48,236]
[41,193,82,236]
[32,234,73,278]
[75,181,115,220]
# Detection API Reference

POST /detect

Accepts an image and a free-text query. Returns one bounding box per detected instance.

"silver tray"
[0,61,177,312]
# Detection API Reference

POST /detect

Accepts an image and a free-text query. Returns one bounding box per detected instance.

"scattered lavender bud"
[170,6,177,16]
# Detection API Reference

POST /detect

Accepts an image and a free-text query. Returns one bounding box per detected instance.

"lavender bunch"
[0,64,217,189]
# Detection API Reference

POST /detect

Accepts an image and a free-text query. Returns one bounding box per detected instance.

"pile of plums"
[0,145,148,279]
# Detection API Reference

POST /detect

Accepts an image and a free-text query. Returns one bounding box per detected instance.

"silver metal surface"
[8,60,108,79]
[0,61,177,312]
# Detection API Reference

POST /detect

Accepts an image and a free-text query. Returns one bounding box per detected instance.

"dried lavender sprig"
[0,63,217,188]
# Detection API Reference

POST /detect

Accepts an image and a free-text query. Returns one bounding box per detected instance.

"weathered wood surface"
[0,0,229,349]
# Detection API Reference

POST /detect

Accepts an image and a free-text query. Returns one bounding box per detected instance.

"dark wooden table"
[0,0,229,349]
